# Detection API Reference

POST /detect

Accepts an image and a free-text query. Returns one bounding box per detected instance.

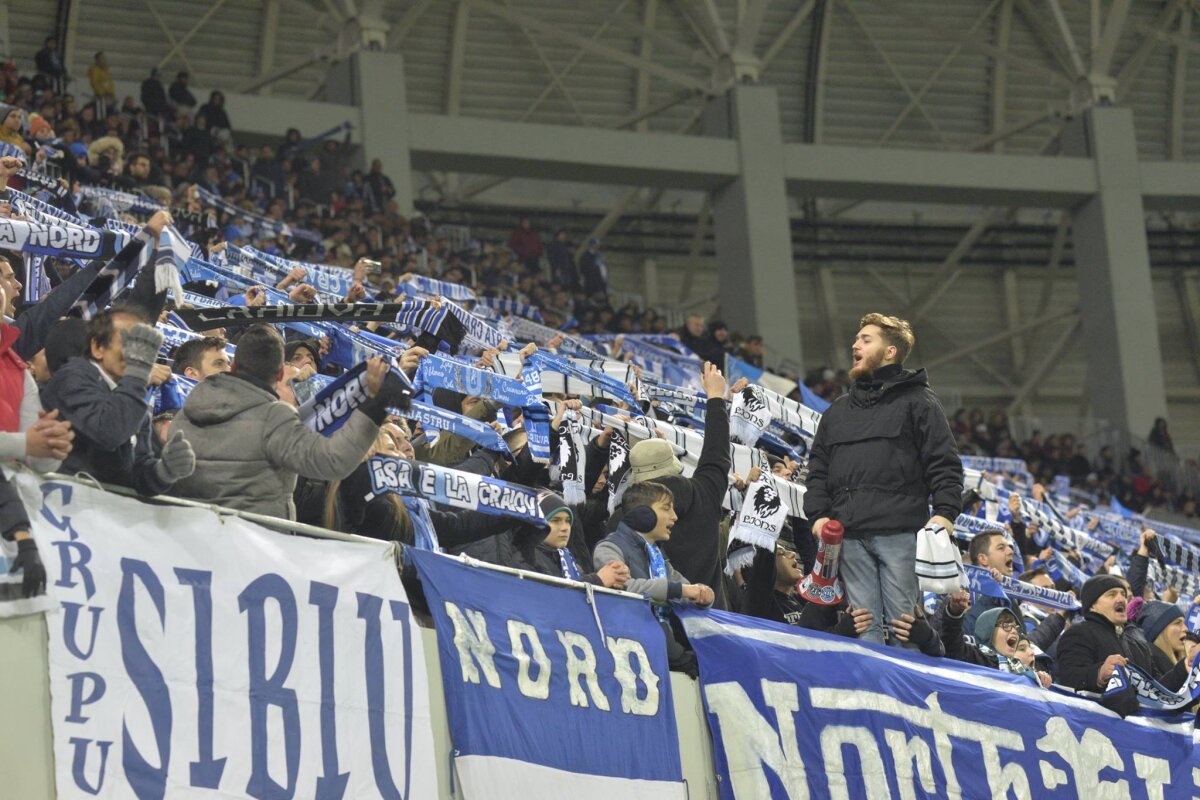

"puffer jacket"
[169,371,383,519]
[803,363,962,537]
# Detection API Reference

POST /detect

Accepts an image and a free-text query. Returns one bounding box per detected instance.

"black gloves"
[904,615,936,648]
[833,611,860,639]
[10,537,46,598]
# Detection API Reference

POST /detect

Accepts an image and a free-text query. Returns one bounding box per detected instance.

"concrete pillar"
[1062,107,1168,437]
[324,50,415,214]
[703,86,803,370]
[642,257,659,308]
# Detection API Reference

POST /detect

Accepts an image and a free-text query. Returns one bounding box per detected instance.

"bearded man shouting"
[803,313,963,648]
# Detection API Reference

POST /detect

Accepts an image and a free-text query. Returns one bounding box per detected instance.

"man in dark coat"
[35,37,68,92]
[804,313,962,648]
[546,229,577,291]
[612,361,731,608]
[41,308,195,496]
[169,72,197,110]
[141,69,169,117]
[677,314,725,365]
[579,238,607,297]
[1055,574,1143,717]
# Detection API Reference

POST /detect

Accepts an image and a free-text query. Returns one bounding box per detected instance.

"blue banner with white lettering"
[411,550,686,799]
[679,607,1200,799]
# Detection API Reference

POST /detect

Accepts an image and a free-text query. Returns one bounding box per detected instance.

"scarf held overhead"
[366,456,545,527]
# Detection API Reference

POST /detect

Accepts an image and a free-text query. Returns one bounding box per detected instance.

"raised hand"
[700,361,727,399]
[364,356,389,398]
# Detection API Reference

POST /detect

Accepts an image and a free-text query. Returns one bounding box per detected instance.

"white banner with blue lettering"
[410,550,686,800]
[12,471,437,799]
[679,607,1200,800]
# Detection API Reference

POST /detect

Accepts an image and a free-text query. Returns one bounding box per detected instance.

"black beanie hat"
[284,338,321,366]
[1080,574,1126,613]
[538,491,572,524]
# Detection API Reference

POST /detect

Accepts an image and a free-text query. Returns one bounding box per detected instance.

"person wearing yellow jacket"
[88,51,115,105]
[0,104,29,156]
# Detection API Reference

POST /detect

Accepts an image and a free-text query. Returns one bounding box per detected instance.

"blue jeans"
[840,534,919,649]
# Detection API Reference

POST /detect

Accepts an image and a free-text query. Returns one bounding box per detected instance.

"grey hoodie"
[169,372,381,520]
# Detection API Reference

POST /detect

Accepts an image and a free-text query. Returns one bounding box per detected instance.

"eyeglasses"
[996,620,1021,632]
[775,546,796,557]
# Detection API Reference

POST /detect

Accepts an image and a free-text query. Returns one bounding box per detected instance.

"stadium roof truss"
[22,0,1200,434]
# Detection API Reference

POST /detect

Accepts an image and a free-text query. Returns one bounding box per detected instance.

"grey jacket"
[594,523,689,603]
[169,372,382,520]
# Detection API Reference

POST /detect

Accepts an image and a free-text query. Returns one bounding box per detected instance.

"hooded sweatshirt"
[169,371,384,519]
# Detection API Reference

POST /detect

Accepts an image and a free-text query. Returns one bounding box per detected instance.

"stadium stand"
[3,6,1200,798]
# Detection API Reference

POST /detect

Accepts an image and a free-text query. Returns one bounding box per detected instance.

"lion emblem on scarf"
[752,482,782,517]
[740,385,766,414]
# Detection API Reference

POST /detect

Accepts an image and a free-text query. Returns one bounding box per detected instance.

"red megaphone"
[800,519,845,606]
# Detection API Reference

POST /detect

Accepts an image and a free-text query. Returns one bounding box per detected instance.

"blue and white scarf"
[557,548,581,581]
[73,229,157,318]
[149,374,197,414]
[367,456,545,526]
[399,400,510,455]
[0,217,123,261]
[392,300,465,352]
[1049,551,1090,588]
[1105,659,1200,712]
[238,245,361,299]
[505,315,603,359]
[415,354,550,463]
[402,496,441,553]
[79,184,165,215]
[643,538,670,619]
[531,350,640,409]
[298,361,376,435]
[21,253,50,305]
[963,564,1080,611]
[475,295,542,322]
[442,299,507,353]
[9,187,84,226]
[318,323,400,370]
[400,274,476,302]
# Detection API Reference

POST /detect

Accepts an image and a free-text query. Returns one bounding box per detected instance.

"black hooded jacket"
[803,364,962,536]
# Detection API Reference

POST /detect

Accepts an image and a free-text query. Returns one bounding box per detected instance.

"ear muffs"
[625,505,658,533]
